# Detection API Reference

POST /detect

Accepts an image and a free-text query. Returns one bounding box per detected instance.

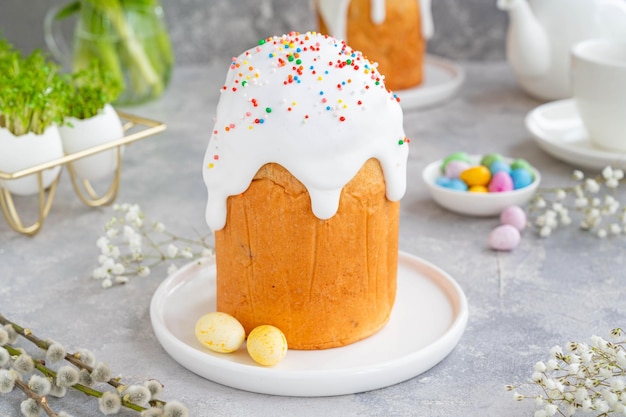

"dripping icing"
[203,32,409,232]
[315,0,434,40]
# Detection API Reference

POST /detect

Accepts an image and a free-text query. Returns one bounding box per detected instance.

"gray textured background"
[0,0,508,64]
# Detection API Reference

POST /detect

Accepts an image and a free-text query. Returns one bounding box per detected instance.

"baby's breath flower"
[137,265,151,277]
[93,203,213,287]
[111,263,125,275]
[167,244,179,258]
[539,226,552,238]
[530,166,626,238]
[114,276,129,285]
[98,391,122,415]
[510,328,626,417]
[167,264,178,275]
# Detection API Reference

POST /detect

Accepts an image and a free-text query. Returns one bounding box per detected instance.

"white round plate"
[422,155,541,217]
[526,99,626,170]
[396,55,465,111]
[150,251,468,397]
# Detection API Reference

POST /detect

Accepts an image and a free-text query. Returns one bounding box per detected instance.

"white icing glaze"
[315,0,434,40]
[203,32,408,231]
[371,0,387,24]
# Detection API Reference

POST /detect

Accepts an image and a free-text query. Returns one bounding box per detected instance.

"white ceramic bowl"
[422,155,541,216]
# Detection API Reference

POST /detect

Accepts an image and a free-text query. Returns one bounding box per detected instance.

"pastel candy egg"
[195,312,246,353]
[511,168,534,189]
[469,185,488,193]
[460,166,491,187]
[480,153,504,168]
[511,159,534,177]
[489,160,511,175]
[441,152,471,171]
[444,160,470,179]
[246,325,288,366]
[488,224,521,251]
[487,171,514,192]
[500,205,527,231]
[436,177,468,191]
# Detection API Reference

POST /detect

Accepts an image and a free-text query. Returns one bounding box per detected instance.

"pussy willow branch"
[2,344,146,413]
[13,378,59,417]
[0,314,122,389]
[0,314,168,410]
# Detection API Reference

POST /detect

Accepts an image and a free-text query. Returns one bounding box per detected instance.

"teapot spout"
[498,0,551,77]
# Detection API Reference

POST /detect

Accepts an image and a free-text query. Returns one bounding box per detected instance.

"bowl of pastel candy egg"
[422,152,541,216]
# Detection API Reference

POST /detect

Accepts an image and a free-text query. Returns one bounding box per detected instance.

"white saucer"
[526,99,626,170]
[150,251,468,397]
[396,55,465,111]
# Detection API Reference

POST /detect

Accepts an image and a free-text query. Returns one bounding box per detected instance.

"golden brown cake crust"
[317,0,425,91]
[215,159,399,350]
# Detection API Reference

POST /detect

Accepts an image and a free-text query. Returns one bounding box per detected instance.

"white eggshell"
[488,224,521,251]
[0,125,63,196]
[246,325,288,366]
[59,104,124,181]
[195,312,245,353]
[500,205,527,231]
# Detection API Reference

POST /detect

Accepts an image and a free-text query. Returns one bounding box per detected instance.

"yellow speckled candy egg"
[246,325,288,366]
[460,166,491,187]
[195,312,245,353]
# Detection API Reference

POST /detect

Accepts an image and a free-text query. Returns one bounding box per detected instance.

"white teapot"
[498,0,626,101]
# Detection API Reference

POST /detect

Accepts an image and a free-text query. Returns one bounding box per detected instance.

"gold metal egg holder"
[0,110,166,236]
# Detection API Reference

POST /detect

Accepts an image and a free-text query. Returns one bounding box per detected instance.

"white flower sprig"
[0,314,188,417]
[92,203,214,288]
[528,166,626,238]
[507,328,626,417]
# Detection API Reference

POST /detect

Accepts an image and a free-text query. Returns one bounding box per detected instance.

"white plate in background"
[526,99,626,170]
[397,55,465,111]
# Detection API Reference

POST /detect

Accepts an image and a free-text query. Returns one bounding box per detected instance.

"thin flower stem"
[13,378,59,417]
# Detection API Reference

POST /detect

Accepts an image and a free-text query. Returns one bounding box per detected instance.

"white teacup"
[571,38,626,152]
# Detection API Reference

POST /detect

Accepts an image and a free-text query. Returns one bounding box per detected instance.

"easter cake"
[203,32,409,350]
[314,0,433,91]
